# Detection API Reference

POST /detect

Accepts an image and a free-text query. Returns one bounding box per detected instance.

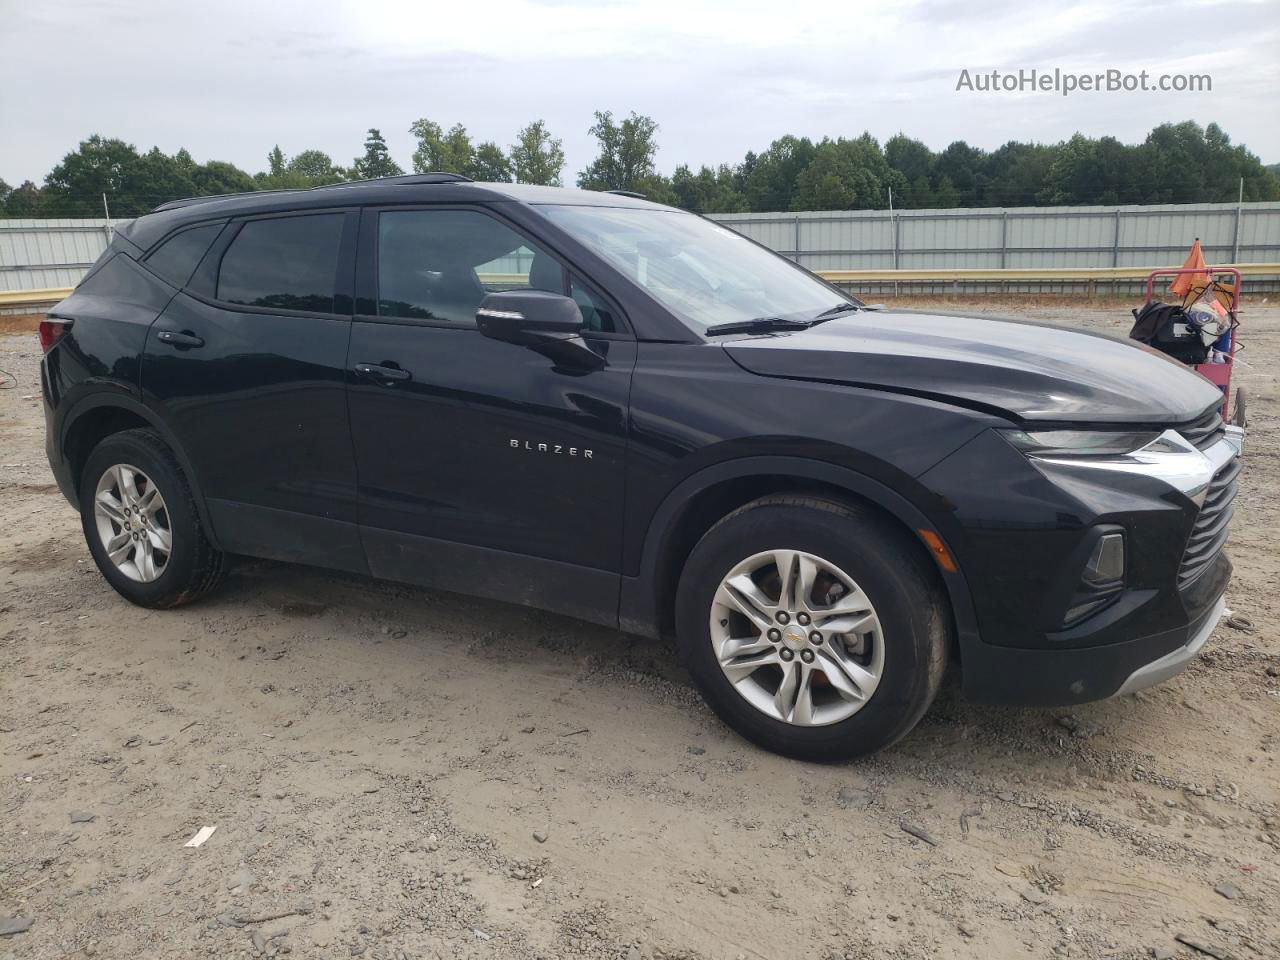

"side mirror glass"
[476,290,584,345]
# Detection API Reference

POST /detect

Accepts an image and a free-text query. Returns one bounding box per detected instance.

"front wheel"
[79,428,227,608]
[1231,386,1247,428]
[675,495,949,761]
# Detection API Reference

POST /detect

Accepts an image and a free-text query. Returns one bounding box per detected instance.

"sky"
[2,0,1277,186]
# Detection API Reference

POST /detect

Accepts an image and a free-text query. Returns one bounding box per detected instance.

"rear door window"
[145,223,222,288]
[217,214,345,313]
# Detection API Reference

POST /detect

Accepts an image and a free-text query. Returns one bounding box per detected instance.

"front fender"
[617,455,981,655]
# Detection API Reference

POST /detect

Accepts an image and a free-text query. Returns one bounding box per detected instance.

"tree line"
[2,115,1275,219]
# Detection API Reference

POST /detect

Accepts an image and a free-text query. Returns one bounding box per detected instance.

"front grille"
[1178,408,1225,451]
[1177,456,1241,589]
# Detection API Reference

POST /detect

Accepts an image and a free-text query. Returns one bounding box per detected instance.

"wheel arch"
[59,394,222,550]
[618,456,980,656]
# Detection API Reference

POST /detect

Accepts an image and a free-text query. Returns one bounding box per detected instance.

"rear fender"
[58,392,221,550]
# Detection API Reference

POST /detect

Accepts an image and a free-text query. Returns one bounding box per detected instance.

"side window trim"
[353,203,633,338]
[186,208,357,319]
[142,218,229,258]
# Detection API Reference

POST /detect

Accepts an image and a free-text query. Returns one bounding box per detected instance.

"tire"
[675,494,949,761]
[79,428,227,608]
[1231,387,1247,429]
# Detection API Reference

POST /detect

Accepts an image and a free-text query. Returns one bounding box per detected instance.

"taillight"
[39,318,73,353]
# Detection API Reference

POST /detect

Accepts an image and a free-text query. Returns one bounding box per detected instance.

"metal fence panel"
[0,218,111,291]
[3,203,1279,298]
[715,202,1280,281]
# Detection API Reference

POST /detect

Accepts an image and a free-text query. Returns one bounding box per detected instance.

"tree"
[267,145,287,178]
[982,141,1055,206]
[351,129,402,180]
[791,134,898,211]
[191,160,256,196]
[471,142,511,182]
[133,147,197,207]
[10,119,1277,220]
[1139,121,1277,203]
[3,180,44,216]
[254,147,346,189]
[885,134,933,187]
[931,175,960,208]
[741,135,816,212]
[41,135,142,215]
[631,173,679,206]
[670,164,748,213]
[409,119,474,174]
[288,149,344,184]
[39,135,207,216]
[510,120,565,186]
[934,141,985,205]
[577,111,660,192]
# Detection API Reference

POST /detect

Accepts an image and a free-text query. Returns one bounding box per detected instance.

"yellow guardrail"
[0,287,73,307]
[3,263,1278,310]
[817,263,1280,282]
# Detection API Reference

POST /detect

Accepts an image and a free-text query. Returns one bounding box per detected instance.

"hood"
[723,310,1223,424]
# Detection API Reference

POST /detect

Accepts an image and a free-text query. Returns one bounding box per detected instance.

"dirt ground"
[1,299,1277,960]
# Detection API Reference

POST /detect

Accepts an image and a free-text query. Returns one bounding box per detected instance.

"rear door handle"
[353,362,412,384]
[156,330,204,348]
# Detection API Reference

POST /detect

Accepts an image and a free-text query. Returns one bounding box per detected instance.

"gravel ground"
[1,300,1278,960]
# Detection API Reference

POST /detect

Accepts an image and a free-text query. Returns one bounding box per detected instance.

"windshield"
[540,205,858,332]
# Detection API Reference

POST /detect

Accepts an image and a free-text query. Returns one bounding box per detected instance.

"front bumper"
[1113,595,1224,696]
[920,420,1238,706]
[956,562,1228,705]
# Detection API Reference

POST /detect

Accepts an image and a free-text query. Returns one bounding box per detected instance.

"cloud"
[1,0,1275,187]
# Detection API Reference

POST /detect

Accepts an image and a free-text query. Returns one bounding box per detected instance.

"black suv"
[40,175,1238,759]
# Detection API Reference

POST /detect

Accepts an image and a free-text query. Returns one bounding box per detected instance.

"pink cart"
[1143,267,1246,428]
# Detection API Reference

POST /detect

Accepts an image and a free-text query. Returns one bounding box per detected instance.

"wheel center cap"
[781,625,808,651]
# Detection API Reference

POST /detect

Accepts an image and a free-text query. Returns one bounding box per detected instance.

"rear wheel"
[676,495,948,761]
[79,429,227,608]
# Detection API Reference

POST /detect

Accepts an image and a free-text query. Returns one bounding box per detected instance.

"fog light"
[1083,533,1125,586]
[1062,531,1125,627]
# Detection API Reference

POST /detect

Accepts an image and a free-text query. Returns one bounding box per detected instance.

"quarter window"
[377,210,565,325]
[217,214,345,313]
[570,279,619,333]
[145,223,222,288]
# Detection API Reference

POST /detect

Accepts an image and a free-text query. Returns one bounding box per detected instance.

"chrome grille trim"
[1178,454,1240,589]
[1177,408,1225,452]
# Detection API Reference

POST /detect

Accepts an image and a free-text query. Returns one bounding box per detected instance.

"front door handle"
[353,362,412,384]
[156,330,204,348]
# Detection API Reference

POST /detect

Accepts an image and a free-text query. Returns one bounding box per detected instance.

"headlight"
[1001,429,1163,458]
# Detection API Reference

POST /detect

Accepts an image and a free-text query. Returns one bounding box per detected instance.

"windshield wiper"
[811,302,862,321]
[704,317,813,336]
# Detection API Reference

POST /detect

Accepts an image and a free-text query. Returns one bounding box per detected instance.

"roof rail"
[605,189,647,200]
[151,172,475,213]
[152,187,305,213]
[326,172,475,188]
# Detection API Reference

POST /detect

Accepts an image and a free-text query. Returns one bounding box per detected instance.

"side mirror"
[476,290,584,345]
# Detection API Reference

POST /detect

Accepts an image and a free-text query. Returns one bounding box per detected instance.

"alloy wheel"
[709,549,884,726]
[93,464,172,583]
